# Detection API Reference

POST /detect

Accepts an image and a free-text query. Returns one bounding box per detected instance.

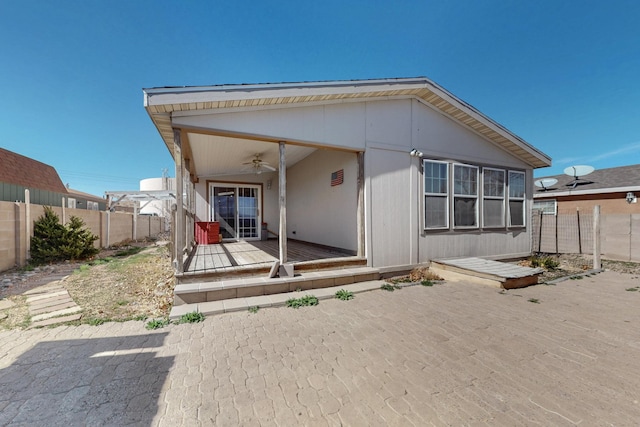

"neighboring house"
[0,147,68,206]
[0,147,106,210]
[144,77,551,273]
[66,187,107,211]
[533,164,640,215]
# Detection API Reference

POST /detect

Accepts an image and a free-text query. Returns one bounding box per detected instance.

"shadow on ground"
[0,332,171,425]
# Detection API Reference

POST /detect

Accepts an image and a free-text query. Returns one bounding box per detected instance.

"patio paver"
[2,270,640,425]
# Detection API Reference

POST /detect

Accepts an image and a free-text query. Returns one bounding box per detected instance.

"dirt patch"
[519,253,640,282]
[0,240,175,329]
[63,244,175,323]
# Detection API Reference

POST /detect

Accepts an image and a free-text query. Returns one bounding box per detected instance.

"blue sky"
[1,0,638,196]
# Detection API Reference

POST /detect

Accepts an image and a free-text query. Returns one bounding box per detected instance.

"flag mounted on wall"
[331,169,344,186]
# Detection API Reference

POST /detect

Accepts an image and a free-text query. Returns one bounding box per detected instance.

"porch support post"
[278,141,287,264]
[174,128,185,273]
[357,152,365,257]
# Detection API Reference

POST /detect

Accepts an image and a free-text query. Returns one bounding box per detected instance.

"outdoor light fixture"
[409,148,423,157]
[626,192,637,204]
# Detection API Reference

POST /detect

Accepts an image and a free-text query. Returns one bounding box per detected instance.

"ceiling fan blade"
[262,164,276,171]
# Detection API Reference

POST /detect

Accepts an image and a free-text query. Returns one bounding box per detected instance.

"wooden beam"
[174,128,185,273]
[279,141,287,264]
[357,152,365,257]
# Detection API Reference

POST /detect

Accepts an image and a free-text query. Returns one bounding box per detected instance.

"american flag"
[331,169,344,186]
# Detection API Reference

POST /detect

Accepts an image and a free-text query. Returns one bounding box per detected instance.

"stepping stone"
[29,313,82,329]
[0,299,15,310]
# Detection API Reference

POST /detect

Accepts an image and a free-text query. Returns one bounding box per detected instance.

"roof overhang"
[534,185,640,198]
[144,77,552,169]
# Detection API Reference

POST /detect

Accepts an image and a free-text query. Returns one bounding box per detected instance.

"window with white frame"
[533,199,556,215]
[87,201,99,211]
[453,164,478,227]
[483,168,505,227]
[508,170,526,227]
[423,160,449,229]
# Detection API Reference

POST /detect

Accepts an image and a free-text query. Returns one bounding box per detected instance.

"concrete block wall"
[0,201,166,272]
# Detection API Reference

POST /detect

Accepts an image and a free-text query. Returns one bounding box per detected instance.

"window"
[423,160,449,229]
[508,170,526,227]
[483,168,505,227]
[87,201,100,211]
[453,164,478,227]
[533,199,556,215]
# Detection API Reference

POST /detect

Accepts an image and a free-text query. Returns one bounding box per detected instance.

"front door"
[210,183,261,240]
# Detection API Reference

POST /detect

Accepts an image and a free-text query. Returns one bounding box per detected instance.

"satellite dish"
[564,165,594,188]
[534,178,558,191]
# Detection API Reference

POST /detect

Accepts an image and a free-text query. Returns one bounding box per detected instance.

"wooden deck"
[430,257,543,289]
[183,239,356,275]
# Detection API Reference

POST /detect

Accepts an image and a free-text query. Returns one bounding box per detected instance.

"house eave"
[534,185,640,198]
[143,77,551,169]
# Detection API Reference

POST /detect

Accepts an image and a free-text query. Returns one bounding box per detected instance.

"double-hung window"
[508,170,526,227]
[423,160,449,229]
[453,164,478,228]
[483,168,505,227]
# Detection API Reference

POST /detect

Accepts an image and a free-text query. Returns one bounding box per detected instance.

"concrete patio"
[2,270,640,425]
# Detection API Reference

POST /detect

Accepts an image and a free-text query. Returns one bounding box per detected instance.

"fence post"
[25,189,31,261]
[576,207,582,254]
[14,202,22,267]
[555,210,559,255]
[593,205,601,269]
[538,210,543,253]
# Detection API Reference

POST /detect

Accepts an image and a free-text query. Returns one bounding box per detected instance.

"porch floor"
[184,239,355,275]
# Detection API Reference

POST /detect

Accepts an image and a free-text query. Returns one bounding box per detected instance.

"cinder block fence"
[0,201,165,273]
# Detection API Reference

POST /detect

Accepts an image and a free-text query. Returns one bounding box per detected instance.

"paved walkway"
[2,270,640,425]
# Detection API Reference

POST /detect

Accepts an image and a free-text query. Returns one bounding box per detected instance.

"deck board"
[185,239,352,274]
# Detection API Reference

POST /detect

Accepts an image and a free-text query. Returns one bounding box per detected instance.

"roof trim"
[144,77,551,169]
[534,185,640,198]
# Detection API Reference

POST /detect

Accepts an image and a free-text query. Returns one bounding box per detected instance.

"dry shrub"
[409,266,442,282]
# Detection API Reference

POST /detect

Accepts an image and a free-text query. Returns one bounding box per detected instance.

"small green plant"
[421,280,434,287]
[570,275,584,280]
[381,283,400,291]
[115,300,129,306]
[528,298,540,304]
[87,317,106,326]
[178,311,205,323]
[542,257,559,270]
[248,306,260,314]
[133,314,148,321]
[529,255,559,270]
[335,289,354,300]
[286,295,319,308]
[146,318,170,329]
[626,287,639,292]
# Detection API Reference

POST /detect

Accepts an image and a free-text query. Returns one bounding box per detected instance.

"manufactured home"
[144,77,551,291]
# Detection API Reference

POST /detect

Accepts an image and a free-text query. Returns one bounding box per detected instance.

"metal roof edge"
[533,185,640,198]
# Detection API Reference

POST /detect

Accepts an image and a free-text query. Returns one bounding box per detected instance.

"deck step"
[430,257,543,289]
[170,279,386,320]
[173,266,380,306]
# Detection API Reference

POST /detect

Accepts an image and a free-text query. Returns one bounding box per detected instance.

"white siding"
[287,150,357,252]
[368,147,414,266]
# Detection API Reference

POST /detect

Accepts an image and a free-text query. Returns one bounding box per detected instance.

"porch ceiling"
[188,133,316,178]
[144,77,552,171]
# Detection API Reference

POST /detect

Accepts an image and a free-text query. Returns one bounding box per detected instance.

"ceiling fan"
[242,153,276,174]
